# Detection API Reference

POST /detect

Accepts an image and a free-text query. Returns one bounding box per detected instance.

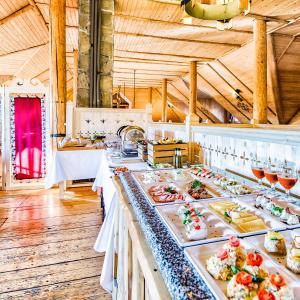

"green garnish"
[191,180,202,190]
[252,275,264,283]
[231,266,240,274]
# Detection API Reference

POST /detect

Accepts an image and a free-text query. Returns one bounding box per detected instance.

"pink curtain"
[14,97,43,179]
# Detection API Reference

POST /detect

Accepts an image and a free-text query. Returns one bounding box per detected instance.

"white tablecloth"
[93,157,150,293]
[45,149,106,189]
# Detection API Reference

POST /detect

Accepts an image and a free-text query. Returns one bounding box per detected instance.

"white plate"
[245,229,300,281]
[201,198,286,237]
[155,202,237,247]
[185,239,300,300]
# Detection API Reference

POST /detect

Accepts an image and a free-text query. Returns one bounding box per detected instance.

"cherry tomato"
[194,225,201,230]
[257,290,275,300]
[217,249,228,260]
[270,274,286,288]
[246,252,263,266]
[229,236,240,247]
[236,272,252,285]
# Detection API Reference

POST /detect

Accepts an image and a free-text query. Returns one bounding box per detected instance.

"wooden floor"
[0,187,111,300]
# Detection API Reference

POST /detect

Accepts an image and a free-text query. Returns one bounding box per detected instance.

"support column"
[73,49,79,107]
[50,0,66,137]
[189,61,197,114]
[162,79,167,122]
[148,87,153,105]
[253,19,267,124]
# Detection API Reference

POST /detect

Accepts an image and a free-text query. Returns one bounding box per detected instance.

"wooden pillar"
[253,19,267,124]
[73,49,79,107]
[148,87,152,105]
[189,61,197,114]
[162,79,167,122]
[50,0,66,136]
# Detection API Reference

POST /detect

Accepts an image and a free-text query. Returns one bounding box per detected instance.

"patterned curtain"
[13,97,43,179]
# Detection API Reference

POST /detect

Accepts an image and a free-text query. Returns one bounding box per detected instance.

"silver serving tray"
[185,239,300,300]
[155,202,237,248]
[201,198,286,237]
[245,229,300,281]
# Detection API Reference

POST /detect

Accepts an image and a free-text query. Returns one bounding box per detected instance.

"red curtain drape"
[14,97,43,180]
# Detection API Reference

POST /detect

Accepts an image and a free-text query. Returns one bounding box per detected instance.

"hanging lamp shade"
[181,0,250,21]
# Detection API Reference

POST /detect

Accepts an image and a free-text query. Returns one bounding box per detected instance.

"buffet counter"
[114,172,215,300]
[110,168,300,300]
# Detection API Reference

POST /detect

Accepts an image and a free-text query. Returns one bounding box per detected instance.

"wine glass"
[264,160,279,195]
[251,158,266,190]
[278,162,300,202]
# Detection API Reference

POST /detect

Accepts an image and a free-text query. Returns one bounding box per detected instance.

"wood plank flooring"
[0,187,111,300]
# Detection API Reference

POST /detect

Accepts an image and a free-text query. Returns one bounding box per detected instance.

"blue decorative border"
[10,96,47,179]
[120,173,215,300]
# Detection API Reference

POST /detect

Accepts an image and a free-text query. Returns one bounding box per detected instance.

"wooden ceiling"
[0,0,299,123]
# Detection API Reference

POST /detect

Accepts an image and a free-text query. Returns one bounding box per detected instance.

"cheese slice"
[238,219,267,232]
[233,215,258,224]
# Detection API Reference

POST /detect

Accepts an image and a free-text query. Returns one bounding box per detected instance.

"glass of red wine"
[251,158,266,190]
[278,162,299,202]
[264,161,279,195]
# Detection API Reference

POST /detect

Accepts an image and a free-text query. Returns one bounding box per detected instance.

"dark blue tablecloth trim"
[119,173,215,300]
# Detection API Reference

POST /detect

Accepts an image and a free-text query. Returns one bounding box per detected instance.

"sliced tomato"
[229,236,240,247]
[270,274,286,287]
[246,252,263,266]
[216,249,228,260]
[235,272,252,285]
[257,290,275,300]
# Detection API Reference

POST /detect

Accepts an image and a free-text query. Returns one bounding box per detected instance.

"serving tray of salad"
[245,229,300,281]
[185,237,300,300]
[155,202,237,248]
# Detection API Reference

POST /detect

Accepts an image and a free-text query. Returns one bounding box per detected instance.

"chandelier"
[181,0,251,30]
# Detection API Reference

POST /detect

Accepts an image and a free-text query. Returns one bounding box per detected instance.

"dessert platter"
[246,230,300,280]
[204,198,285,235]
[155,202,237,247]
[185,236,300,300]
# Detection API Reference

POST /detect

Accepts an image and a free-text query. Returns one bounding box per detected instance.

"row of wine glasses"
[251,158,300,202]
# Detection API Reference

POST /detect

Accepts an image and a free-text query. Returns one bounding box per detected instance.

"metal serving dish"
[155,202,237,248]
[185,239,300,300]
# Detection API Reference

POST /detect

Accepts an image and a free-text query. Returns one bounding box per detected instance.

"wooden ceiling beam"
[247,13,289,24]
[168,80,219,123]
[114,48,214,61]
[28,0,49,32]
[114,55,189,65]
[197,72,250,123]
[289,109,300,125]
[114,31,241,48]
[276,36,296,63]
[0,4,33,26]
[114,67,186,74]
[115,13,253,35]
[0,42,49,58]
[113,71,181,77]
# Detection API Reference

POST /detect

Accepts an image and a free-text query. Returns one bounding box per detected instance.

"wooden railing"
[113,177,171,300]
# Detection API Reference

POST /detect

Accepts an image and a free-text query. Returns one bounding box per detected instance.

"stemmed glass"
[264,160,279,195]
[251,158,266,190]
[278,162,300,202]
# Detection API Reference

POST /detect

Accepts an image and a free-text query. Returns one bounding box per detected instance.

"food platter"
[131,169,222,207]
[245,229,300,281]
[237,194,300,230]
[185,239,300,300]
[200,197,286,236]
[155,202,237,247]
